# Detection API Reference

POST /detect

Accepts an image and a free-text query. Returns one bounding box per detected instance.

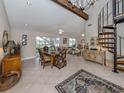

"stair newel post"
[112,0,118,73]
[113,23,118,73]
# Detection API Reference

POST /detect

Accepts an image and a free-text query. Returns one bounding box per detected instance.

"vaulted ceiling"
[3,0,85,35]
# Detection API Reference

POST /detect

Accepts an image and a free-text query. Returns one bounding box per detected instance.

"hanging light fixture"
[58,29,64,35]
[68,0,98,10]
[81,34,85,37]
[26,0,32,6]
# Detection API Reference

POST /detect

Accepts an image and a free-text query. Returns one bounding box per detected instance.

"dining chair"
[50,46,56,51]
[43,46,49,53]
[55,49,67,69]
[38,49,51,69]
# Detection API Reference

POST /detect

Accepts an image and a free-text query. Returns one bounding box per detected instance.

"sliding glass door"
[36,37,60,49]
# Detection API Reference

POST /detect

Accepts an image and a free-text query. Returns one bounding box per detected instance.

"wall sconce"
[81,34,85,37]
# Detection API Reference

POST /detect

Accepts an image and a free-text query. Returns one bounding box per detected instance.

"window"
[51,38,60,47]
[69,38,76,47]
[36,37,60,49]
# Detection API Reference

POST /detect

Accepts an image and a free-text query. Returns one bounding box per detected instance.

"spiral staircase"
[98,0,124,72]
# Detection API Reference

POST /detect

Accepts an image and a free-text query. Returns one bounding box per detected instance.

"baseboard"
[22,56,36,61]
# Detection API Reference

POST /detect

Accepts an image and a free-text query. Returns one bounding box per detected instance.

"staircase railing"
[98,0,124,72]
[118,35,124,56]
[113,0,124,19]
[98,0,124,33]
[112,0,124,24]
[98,0,113,33]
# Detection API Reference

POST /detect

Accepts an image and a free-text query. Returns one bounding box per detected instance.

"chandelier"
[68,0,98,10]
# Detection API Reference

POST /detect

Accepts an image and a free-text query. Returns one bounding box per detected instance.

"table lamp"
[0,41,4,61]
[7,40,16,55]
[0,43,4,75]
[0,48,4,62]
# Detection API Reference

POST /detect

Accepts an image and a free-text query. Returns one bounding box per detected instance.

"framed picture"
[22,34,27,46]
[90,37,98,46]
[90,37,95,46]
[63,38,67,44]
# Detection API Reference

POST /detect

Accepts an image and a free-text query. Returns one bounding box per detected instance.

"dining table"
[45,50,60,68]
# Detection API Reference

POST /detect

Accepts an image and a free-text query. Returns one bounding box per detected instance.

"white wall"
[0,0,10,47]
[11,28,80,59]
[84,0,112,60]
[85,0,109,44]
[117,24,124,55]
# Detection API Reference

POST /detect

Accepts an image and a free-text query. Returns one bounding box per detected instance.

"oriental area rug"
[0,71,21,92]
[55,69,124,93]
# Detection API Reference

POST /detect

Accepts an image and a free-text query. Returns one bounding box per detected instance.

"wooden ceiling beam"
[52,0,89,20]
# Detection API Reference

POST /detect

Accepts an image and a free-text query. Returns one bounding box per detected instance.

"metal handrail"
[98,0,124,72]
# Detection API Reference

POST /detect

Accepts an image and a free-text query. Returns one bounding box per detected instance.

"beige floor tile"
[1,55,124,93]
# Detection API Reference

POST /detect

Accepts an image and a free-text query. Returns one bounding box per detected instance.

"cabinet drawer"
[2,54,21,76]
[83,49,105,65]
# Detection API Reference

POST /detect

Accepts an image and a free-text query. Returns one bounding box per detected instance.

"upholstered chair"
[38,49,51,69]
[43,46,49,53]
[55,49,67,69]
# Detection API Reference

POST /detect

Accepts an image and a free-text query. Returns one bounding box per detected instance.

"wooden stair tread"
[98,37,115,40]
[116,67,124,71]
[108,50,115,53]
[99,32,115,35]
[102,46,114,49]
[99,42,115,44]
[103,25,115,29]
[114,16,124,24]
[117,56,124,59]
[117,61,124,64]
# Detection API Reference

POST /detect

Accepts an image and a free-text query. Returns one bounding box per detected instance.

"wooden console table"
[0,53,22,91]
[2,53,21,77]
[83,49,106,65]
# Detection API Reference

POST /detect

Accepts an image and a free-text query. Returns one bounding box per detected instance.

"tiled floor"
[1,55,124,93]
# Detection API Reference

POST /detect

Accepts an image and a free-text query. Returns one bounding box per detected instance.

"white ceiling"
[3,0,85,35]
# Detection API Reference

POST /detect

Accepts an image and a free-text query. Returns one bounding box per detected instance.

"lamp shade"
[0,40,2,48]
[7,40,16,48]
[0,48,4,61]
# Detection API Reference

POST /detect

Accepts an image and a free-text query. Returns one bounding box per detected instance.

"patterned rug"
[0,71,21,92]
[55,69,124,93]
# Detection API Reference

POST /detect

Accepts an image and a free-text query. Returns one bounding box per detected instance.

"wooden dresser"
[83,49,106,65]
[2,53,21,77]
